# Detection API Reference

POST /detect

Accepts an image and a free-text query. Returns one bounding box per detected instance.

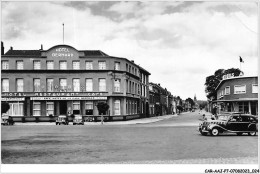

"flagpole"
[63,23,64,44]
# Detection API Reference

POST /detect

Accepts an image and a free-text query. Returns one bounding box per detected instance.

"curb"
[11,114,178,126]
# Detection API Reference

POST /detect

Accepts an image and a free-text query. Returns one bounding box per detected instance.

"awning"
[212,98,258,103]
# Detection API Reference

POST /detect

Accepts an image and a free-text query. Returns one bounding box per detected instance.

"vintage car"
[1,114,14,126]
[198,113,258,136]
[56,115,69,125]
[73,115,84,125]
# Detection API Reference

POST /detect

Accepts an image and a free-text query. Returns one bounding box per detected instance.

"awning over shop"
[212,98,258,103]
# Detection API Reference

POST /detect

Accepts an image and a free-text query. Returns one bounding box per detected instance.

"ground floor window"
[150,105,154,115]
[126,100,138,115]
[73,101,80,114]
[238,102,249,114]
[251,101,258,115]
[126,101,128,115]
[46,102,54,116]
[114,100,120,115]
[85,101,93,115]
[33,101,41,116]
[7,102,24,116]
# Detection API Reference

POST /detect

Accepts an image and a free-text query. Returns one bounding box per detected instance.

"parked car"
[73,115,84,125]
[85,116,94,122]
[1,114,14,126]
[198,112,258,136]
[56,115,69,125]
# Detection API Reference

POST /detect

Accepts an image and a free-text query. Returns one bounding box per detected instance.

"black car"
[198,113,258,136]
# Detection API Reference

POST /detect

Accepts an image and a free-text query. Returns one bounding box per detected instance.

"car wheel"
[236,132,243,136]
[248,132,256,136]
[210,128,219,136]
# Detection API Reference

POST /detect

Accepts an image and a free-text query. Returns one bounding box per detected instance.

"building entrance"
[59,101,67,115]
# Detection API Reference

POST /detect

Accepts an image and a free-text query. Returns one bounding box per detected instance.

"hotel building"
[1,43,150,121]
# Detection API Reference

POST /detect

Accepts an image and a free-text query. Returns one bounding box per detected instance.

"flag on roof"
[239,56,244,63]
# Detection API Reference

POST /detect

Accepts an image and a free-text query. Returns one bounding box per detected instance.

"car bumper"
[198,126,210,133]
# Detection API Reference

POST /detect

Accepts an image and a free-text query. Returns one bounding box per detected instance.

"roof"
[81,50,108,57]
[215,76,258,91]
[4,50,42,57]
[137,64,151,75]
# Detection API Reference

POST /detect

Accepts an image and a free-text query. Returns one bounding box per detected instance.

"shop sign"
[222,73,234,80]
[30,97,107,100]
[2,92,106,97]
[1,97,25,101]
[34,92,104,96]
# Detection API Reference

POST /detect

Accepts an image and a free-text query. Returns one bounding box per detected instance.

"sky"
[1,1,258,100]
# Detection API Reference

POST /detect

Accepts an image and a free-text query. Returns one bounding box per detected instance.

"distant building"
[214,75,258,115]
[149,83,174,116]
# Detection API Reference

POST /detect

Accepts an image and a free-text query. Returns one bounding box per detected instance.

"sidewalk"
[13,114,179,126]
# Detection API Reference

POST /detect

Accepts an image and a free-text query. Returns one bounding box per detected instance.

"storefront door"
[60,101,67,115]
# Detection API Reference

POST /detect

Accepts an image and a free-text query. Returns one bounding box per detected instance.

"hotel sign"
[30,97,107,100]
[51,47,74,58]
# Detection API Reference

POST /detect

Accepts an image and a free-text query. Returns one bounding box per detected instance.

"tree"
[176,105,183,114]
[185,98,195,107]
[1,102,10,114]
[96,102,109,124]
[205,68,243,100]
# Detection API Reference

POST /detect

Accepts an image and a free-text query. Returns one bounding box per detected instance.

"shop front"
[215,99,258,116]
[1,92,108,118]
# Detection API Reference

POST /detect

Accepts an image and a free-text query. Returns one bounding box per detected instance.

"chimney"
[1,41,4,55]
[40,44,43,50]
[10,46,13,50]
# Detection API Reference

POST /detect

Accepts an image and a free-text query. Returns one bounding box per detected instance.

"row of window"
[1,78,119,92]
[1,60,121,70]
[6,100,124,116]
[219,84,258,98]
[126,63,138,76]
[126,100,138,115]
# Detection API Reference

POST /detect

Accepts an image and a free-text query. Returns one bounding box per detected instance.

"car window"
[241,116,249,122]
[230,116,242,122]
[218,115,229,121]
[249,117,256,122]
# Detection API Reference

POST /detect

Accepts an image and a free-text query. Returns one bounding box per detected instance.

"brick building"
[149,83,174,116]
[214,75,258,115]
[1,43,150,121]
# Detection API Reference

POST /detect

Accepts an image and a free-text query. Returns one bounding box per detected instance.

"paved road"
[1,110,258,164]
